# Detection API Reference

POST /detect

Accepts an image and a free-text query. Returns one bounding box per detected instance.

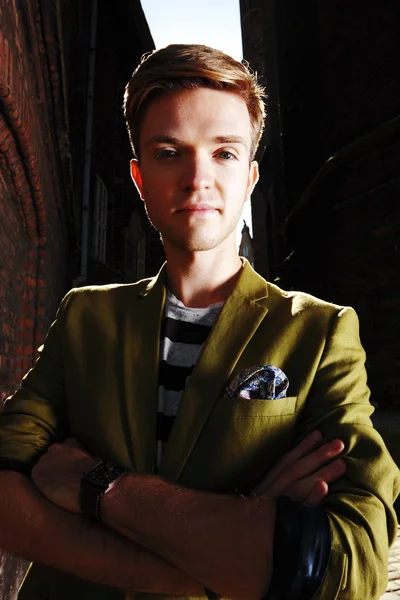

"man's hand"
[31,439,97,513]
[252,430,346,506]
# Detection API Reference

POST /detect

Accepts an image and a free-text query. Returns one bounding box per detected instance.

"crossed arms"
[0,432,343,599]
[0,292,398,599]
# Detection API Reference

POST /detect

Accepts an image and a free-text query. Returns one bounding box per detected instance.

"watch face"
[85,461,126,488]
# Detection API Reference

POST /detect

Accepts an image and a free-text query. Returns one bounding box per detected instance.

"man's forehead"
[141,88,252,150]
[144,88,250,124]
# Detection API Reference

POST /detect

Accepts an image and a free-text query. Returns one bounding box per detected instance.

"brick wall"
[240,0,290,280]
[0,0,71,596]
[0,1,69,400]
[283,126,400,408]
[318,0,400,160]
[240,0,400,410]
[0,170,25,403]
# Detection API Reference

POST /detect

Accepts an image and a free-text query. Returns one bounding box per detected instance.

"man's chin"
[162,233,226,253]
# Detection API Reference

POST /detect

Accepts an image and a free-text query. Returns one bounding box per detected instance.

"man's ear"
[130,159,145,201]
[246,161,259,200]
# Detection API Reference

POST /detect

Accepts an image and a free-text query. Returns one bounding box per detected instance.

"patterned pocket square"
[223,365,289,400]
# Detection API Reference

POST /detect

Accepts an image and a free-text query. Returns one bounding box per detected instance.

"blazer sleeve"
[0,291,74,471]
[297,306,400,600]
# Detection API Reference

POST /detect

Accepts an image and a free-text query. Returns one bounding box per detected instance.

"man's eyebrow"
[144,135,248,147]
[212,135,248,146]
[144,135,183,147]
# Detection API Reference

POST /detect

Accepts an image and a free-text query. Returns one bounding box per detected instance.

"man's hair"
[123,44,266,160]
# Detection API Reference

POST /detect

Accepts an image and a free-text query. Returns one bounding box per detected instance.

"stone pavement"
[380,527,400,599]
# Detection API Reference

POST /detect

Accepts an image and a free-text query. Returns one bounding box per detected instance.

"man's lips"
[175,204,219,213]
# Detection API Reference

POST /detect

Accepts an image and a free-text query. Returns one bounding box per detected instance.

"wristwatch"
[79,460,127,522]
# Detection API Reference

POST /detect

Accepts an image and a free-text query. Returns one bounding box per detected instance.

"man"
[0,44,398,600]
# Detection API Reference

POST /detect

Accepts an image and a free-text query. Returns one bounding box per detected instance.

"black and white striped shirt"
[157,290,224,464]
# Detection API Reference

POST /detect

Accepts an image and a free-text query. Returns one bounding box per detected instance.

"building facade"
[240,0,400,416]
[239,220,255,267]
[0,1,157,596]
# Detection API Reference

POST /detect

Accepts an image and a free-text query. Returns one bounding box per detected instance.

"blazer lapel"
[158,260,269,482]
[123,264,166,473]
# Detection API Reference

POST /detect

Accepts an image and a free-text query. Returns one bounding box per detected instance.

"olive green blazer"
[0,260,399,600]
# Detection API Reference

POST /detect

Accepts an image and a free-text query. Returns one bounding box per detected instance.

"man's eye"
[155,149,178,159]
[217,150,235,160]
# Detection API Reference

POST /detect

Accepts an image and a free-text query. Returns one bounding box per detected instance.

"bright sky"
[140,0,253,248]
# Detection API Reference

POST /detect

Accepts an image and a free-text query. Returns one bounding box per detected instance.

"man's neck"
[164,244,243,308]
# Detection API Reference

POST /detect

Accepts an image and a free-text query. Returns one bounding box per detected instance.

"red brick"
[16,344,33,357]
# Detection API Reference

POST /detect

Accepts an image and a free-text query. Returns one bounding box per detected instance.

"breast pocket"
[180,396,298,493]
[228,395,297,418]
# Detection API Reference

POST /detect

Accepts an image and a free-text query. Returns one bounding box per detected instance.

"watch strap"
[79,460,127,522]
[79,476,103,521]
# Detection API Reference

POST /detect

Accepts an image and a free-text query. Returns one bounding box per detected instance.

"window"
[124,211,146,282]
[92,175,108,262]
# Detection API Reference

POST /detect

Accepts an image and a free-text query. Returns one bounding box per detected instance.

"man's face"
[130,87,258,254]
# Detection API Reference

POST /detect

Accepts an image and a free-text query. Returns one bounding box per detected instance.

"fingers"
[273,438,345,494]
[303,480,329,508]
[271,430,324,476]
[252,432,345,496]
[284,458,347,505]
[317,457,347,483]
[37,439,91,466]
[252,431,324,493]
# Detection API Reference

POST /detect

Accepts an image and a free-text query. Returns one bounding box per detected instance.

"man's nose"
[179,153,213,192]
